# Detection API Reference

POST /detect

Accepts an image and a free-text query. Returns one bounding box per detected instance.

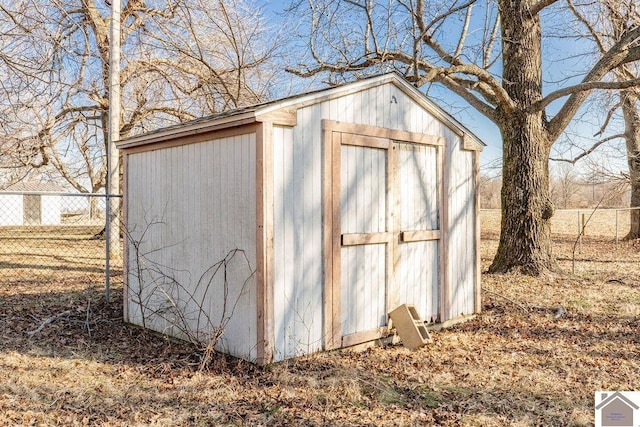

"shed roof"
[2,181,64,193]
[117,73,486,150]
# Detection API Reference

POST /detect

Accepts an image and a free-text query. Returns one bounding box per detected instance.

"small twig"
[85,299,92,339]
[483,290,529,313]
[28,310,72,337]
[572,194,607,274]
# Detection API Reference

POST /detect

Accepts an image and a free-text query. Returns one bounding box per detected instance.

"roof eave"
[115,113,259,150]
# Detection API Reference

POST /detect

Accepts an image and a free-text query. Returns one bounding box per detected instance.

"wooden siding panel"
[395,141,440,323]
[397,241,439,322]
[256,121,274,364]
[307,108,324,355]
[322,86,445,141]
[125,133,258,361]
[389,85,401,129]
[272,125,286,359]
[397,143,438,231]
[340,146,386,234]
[340,244,387,336]
[362,88,373,126]
[375,85,385,128]
[339,143,387,337]
[446,130,476,319]
[271,122,324,361]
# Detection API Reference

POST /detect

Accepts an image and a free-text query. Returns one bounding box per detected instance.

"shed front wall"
[125,132,258,361]
[271,82,479,360]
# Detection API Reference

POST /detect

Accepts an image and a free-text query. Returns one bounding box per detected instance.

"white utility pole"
[106,0,122,301]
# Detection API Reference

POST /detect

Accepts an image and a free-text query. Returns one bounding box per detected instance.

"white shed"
[118,73,484,364]
[0,182,63,226]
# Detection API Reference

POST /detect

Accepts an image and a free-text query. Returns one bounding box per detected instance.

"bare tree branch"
[0,0,284,191]
[567,0,606,53]
[594,102,621,137]
[483,10,500,69]
[535,77,640,112]
[529,0,561,16]
[454,4,473,59]
[550,133,625,164]
[547,28,640,141]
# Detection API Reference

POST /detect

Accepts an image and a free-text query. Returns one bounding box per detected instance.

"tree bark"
[488,1,555,274]
[490,114,555,274]
[621,90,640,239]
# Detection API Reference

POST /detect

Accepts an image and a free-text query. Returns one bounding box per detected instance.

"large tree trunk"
[622,90,640,239]
[488,1,555,274]
[490,115,555,274]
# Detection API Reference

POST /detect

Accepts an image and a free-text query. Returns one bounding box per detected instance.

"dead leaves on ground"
[1,236,639,425]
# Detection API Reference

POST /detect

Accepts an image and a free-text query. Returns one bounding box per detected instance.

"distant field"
[480,208,640,277]
[482,208,634,239]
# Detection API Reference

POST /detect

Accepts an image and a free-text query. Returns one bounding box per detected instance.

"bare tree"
[288,0,640,274]
[0,0,283,193]
[564,0,640,238]
[550,164,578,209]
[479,174,501,209]
[620,89,640,237]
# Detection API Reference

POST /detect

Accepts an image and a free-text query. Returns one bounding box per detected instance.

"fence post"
[615,209,619,248]
[578,211,583,254]
[106,0,122,303]
[106,194,111,302]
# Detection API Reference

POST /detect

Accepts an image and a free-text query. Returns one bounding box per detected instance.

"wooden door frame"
[322,119,446,350]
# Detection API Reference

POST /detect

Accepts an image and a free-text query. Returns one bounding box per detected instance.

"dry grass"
[0,226,110,285]
[1,216,640,425]
[482,208,636,240]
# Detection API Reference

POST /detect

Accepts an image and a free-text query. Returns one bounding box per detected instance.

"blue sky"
[261,0,630,177]
[262,1,503,163]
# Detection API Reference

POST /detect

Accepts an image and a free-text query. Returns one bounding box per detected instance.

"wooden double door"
[323,120,445,349]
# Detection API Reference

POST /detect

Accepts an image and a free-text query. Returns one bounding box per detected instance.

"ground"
[1,211,639,426]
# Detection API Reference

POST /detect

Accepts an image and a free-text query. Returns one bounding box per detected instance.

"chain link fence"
[0,191,122,289]
[481,207,640,247]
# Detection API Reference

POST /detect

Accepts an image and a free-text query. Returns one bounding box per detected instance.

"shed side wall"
[125,132,258,361]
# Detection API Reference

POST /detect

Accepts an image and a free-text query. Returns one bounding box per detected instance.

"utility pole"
[106,0,121,302]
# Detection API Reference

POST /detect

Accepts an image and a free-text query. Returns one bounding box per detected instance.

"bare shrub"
[124,219,255,370]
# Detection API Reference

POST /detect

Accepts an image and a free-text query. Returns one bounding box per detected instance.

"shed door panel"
[340,145,388,340]
[398,144,438,230]
[396,143,440,322]
[324,122,443,350]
